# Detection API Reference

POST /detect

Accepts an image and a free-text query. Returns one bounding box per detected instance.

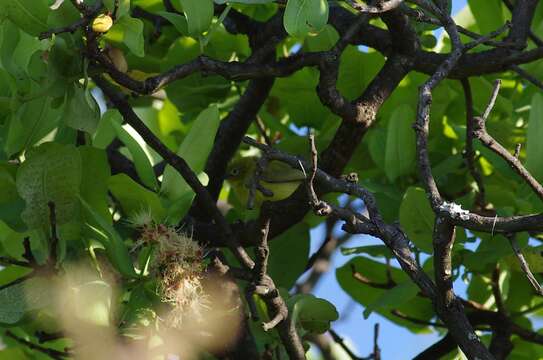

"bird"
[225,156,306,208]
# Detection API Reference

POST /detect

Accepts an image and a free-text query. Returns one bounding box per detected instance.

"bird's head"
[225,157,257,185]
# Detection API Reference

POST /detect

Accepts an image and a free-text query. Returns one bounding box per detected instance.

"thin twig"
[506,234,543,295]
[373,323,381,360]
[255,116,273,146]
[472,80,543,201]
[329,329,368,360]
[511,64,543,90]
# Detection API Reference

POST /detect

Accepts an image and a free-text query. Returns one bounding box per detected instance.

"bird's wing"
[260,160,306,183]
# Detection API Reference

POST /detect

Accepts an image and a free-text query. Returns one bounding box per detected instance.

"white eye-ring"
[230,168,240,176]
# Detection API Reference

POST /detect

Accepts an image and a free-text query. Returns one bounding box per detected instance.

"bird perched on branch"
[225,156,306,208]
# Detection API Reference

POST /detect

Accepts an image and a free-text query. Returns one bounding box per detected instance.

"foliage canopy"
[0,0,543,359]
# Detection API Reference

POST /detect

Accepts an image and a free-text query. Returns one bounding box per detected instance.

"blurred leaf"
[526,93,543,181]
[80,198,137,278]
[399,187,435,253]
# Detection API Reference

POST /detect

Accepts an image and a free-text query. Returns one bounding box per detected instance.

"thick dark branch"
[502,0,543,47]
[40,0,102,39]
[243,136,438,299]
[503,0,539,48]
[202,78,275,202]
[250,215,306,360]
[432,217,492,359]
[413,334,456,360]
[414,11,464,211]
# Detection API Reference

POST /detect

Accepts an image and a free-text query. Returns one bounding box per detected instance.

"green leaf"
[267,223,310,289]
[5,94,63,156]
[108,174,166,221]
[467,0,504,34]
[0,0,49,36]
[63,84,100,134]
[78,146,110,221]
[162,37,231,114]
[0,20,45,78]
[303,24,339,52]
[270,68,333,129]
[337,47,384,100]
[526,93,543,182]
[164,190,198,225]
[384,104,416,182]
[0,163,25,231]
[157,11,188,36]
[363,281,419,318]
[399,187,435,254]
[336,257,434,330]
[161,104,220,199]
[0,277,56,324]
[109,16,145,57]
[104,0,130,18]
[214,0,274,3]
[16,143,81,229]
[108,110,159,191]
[80,197,137,278]
[0,283,27,324]
[288,294,338,334]
[284,0,329,37]
[175,0,214,37]
[92,109,117,149]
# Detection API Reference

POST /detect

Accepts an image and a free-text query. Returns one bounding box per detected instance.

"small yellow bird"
[225,157,306,208]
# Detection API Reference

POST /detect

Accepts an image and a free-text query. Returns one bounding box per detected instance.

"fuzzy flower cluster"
[130,210,209,329]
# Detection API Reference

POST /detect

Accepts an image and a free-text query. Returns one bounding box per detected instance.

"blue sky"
[305,1,469,358]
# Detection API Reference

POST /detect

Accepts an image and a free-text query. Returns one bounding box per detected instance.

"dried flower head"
[140,225,209,329]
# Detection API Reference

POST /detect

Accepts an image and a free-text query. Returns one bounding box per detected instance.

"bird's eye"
[230,168,240,176]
